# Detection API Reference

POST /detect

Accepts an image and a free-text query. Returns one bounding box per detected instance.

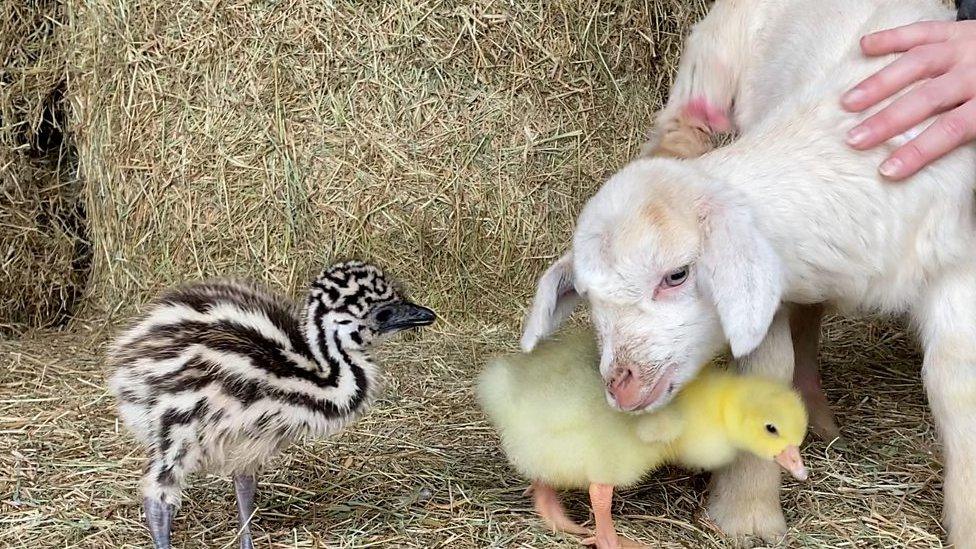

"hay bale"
[0,154,86,333]
[72,0,707,323]
[1,0,87,333]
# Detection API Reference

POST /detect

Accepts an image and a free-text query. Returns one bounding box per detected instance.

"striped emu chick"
[107,261,436,549]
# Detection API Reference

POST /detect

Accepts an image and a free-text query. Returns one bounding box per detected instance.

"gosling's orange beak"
[774,445,808,481]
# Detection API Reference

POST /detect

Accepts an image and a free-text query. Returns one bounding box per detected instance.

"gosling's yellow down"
[477,329,808,549]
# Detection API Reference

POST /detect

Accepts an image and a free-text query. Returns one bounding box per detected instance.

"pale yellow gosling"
[478,329,808,549]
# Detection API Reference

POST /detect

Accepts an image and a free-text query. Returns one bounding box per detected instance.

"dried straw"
[0,0,949,547]
[0,317,943,548]
[70,0,705,325]
[1,0,87,333]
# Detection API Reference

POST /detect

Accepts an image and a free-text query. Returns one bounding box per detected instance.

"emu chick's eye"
[662,266,689,287]
[765,423,779,435]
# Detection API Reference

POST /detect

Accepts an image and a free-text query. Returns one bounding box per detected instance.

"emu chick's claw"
[144,497,175,549]
[531,481,592,536]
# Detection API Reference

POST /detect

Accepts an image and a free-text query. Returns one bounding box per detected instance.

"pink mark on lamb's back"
[683,96,732,133]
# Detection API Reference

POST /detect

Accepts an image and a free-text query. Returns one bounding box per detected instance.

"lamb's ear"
[698,200,784,358]
[520,253,580,352]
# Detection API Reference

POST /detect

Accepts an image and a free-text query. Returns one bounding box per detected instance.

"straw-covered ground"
[0,0,954,546]
[0,318,944,548]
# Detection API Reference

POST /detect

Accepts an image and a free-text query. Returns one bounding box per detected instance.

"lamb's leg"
[582,484,647,549]
[234,474,257,549]
[529,480,590,536]
[789,303,842,443]
[916,267,976,549]
[641,110,717,159]
[708,308,794,542]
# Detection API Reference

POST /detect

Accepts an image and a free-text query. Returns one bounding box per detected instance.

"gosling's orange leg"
[529,481,591,536]
[581,484,646,549]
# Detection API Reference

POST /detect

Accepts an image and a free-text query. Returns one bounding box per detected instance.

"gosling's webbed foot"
[144,497,176,549]
[585,483,641,549]
[530,481,592,536]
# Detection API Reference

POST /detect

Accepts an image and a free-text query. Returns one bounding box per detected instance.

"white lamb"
[521,0,976,546]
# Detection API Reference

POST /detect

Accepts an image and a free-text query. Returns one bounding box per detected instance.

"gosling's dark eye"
[663,266,689,287]
[765,423,779,435]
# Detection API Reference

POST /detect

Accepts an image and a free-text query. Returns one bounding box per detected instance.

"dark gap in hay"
[1,1,92,335]
[17,81,68,159]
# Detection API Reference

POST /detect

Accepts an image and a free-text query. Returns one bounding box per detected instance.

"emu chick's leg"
[234,474,257,549]
[144,497,175,549]
[789,303,842,442]
[530,481,590,536]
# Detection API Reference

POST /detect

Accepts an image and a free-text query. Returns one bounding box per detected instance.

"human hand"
[842,20,976,180]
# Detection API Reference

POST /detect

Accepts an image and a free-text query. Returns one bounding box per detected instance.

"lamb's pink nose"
[607,364,642,410]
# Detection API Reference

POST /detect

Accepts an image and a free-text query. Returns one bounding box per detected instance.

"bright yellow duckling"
[477,329,808,549]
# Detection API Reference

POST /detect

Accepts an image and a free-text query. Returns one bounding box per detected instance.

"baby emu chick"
[478,329,807,549]
[107,261,435,549]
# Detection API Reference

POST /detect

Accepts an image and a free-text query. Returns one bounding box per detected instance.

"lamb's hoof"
[808,411,842,445]
[707,494,787,544]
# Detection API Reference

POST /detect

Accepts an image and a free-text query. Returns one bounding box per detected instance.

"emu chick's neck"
[301,298,378,416]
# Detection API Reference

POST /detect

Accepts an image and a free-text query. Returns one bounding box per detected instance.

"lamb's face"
[574,162,725,411]
[310,261,436,348]
[521,158,784,413]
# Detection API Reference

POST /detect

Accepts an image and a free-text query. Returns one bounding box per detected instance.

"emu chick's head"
[308,260,436,348]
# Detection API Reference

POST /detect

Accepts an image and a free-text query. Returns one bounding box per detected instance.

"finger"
[842,44,952,111]
[847,73,969,149]
[879,100,976,180]
[860,21,954,56]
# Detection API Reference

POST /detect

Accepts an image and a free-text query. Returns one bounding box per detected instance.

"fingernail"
[880,157,904,178]
[842,89,866,108]
[846,126,870,146]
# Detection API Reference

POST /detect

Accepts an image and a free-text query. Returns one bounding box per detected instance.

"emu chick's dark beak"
[373,301,436,334]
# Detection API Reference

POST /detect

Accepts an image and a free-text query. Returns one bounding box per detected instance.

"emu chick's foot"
[580,484,647,549]
[144,497,176,549]
[234,474,257,549]
[531,481,591,536]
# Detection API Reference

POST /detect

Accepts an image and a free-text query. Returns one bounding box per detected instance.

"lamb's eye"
[663,266,689,287]
[765,423,779,435]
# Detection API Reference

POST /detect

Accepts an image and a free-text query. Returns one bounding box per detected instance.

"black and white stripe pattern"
[108,261,415,508]
[959,0,976,21]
